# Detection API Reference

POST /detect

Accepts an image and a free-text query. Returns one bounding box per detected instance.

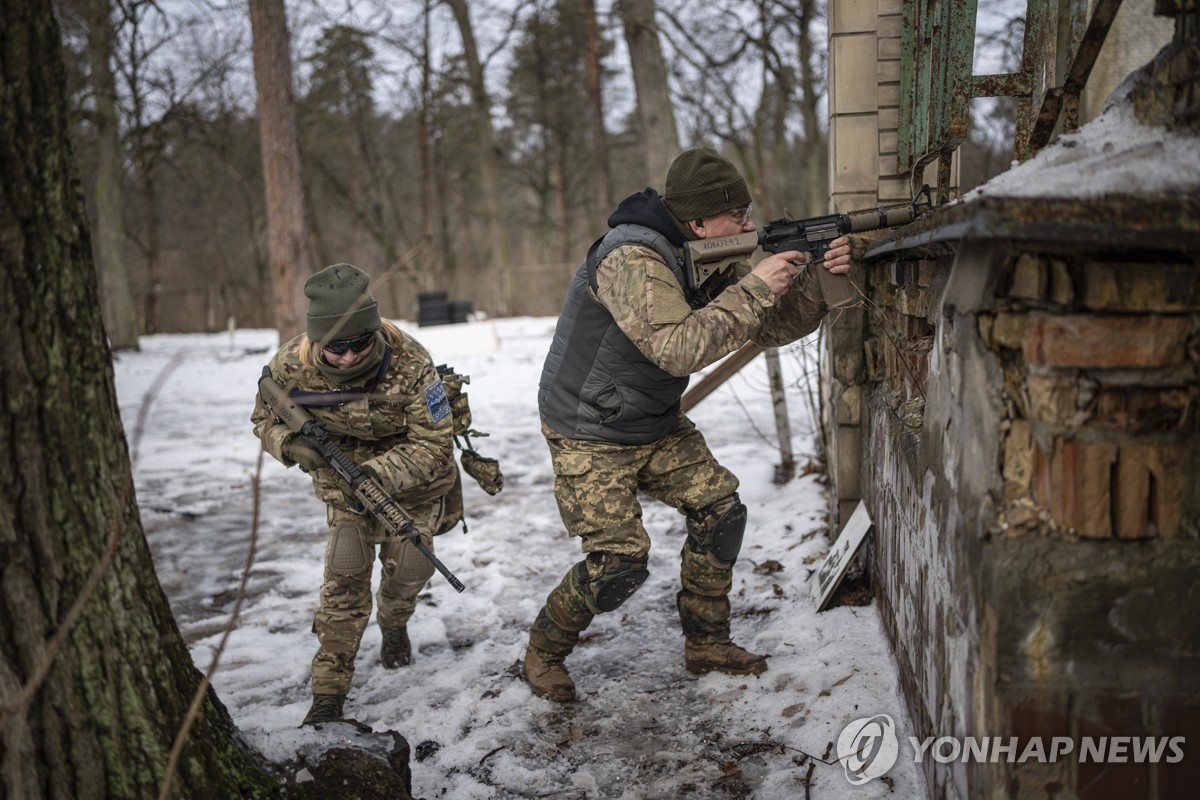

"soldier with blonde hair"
[524,148,853,701]
[252,263,462,726]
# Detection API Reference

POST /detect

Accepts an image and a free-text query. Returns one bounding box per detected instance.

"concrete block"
[1010,254,1046,300]
[832,35,880,114]
[833,192,879,213]
[878,107,899,129]
[878,36,902,61]
[878,14,903,38]
[991,312,1027,350]
[879,130,898,154]
[878,82,901,107]
[878,58,901,83]
[878,153,899,177]
[832,115,881,193]
[878,176,911,202]
[830,0,880,33]
[1023,314,1191,368]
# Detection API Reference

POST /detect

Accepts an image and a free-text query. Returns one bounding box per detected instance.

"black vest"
[538,224,724,445]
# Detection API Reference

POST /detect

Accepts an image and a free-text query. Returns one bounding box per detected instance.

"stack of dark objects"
[417,291,473,327]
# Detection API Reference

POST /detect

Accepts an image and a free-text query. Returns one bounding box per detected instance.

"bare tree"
[582,0,612,211]
[249,0,313,339]
[444,0,515,315]
[0,3,276,795]
[618,0,679,183]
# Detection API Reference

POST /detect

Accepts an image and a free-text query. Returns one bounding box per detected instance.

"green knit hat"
[304,263,381,345]
[663,147,752,221]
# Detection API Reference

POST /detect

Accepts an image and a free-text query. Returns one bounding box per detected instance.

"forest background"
[59,0,1020,345]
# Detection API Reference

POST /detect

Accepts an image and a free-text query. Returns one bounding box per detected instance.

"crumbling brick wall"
[856,230,1200,799]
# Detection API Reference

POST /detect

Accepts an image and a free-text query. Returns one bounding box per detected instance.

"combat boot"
[380,625,411,669]
[522,649,576,702]
[300,693,345,727]
[684,640,768,676]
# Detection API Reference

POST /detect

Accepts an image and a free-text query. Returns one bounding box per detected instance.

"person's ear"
[688,218,706,237]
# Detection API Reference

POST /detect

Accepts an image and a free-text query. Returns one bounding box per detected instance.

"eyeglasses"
[323,331,376,355]
[727,205,753,225]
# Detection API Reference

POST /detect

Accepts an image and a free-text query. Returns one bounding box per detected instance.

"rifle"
[258,368,466,593]
[683,184,933,309]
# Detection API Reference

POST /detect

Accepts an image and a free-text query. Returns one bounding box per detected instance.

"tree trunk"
[581,0,612,212]
[85,0,140,350]
[444,0,514,316]
[617,0,679,183]
[0,3,275,797]
[249,0,313,340]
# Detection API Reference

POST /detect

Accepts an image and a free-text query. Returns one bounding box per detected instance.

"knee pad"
[577,552,649,614]
[687,495,747,566]
[328,521,372,576]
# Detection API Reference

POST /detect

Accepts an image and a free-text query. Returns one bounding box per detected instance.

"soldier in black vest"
[524,148,852,701]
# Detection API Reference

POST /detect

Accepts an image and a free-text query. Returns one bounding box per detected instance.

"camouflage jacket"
[595,243,827,378]
[251,331,458,529]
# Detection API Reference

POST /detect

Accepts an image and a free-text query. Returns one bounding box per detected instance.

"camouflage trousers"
[311,504,435,695]
[529,416,741,663]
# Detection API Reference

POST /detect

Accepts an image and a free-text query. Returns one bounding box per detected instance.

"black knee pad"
[687,495,748,565]
[577,552,649,613]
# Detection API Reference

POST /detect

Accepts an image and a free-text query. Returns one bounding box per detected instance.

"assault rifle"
[259,369,466,593]
[683,184,933,308]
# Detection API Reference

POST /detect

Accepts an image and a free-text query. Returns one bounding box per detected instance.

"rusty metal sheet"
[1028,0,1124,150]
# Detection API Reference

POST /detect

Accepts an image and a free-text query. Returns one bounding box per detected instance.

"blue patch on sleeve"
[423,379,451,424]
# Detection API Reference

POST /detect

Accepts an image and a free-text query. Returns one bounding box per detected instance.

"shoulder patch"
[423,379,451,424]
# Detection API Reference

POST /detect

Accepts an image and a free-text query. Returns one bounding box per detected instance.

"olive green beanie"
[662,147,752,221]
[304,263,381,344]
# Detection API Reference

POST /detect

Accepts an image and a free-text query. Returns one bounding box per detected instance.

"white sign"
[812,501,872,611]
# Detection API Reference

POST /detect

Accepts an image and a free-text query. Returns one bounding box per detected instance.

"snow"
[114,317,925,799]
[964,78,1200,201]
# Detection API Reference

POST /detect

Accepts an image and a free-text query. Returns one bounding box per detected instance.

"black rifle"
[684,184,932,308]
[259,368,465,593]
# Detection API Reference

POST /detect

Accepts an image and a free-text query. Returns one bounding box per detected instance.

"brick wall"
[858,233,1200,799]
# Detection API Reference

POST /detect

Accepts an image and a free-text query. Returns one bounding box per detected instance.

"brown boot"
[522,649,576,702]
[684,640,769,676]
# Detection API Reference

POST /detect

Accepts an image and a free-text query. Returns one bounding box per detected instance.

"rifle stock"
[259,368,466,593]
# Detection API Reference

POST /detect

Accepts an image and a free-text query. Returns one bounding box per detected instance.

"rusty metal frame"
[898,0,1123,197]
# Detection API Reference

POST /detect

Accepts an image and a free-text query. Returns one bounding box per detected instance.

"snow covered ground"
[113,316,925,799]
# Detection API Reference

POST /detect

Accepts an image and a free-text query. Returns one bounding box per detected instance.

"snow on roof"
[964,78,1200,202]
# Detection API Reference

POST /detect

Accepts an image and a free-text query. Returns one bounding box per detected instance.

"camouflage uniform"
[252,328,457,696]
[529,237,827,666]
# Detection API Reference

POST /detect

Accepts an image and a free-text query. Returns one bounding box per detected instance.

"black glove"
[282,435,325,473]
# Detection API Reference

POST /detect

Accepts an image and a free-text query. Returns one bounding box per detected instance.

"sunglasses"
[323,331,376,355]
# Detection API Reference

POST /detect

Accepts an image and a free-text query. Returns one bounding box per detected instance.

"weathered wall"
[856,206,1200,798]
[824,3,1200,796]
